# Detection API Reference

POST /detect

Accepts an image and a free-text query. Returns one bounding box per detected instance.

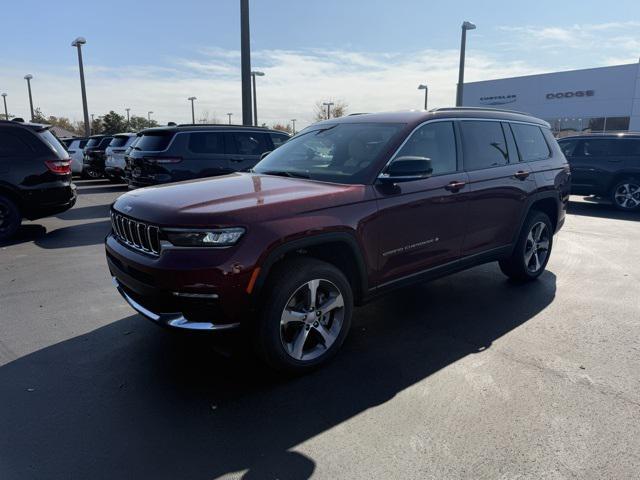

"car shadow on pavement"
[568,198,640,222]
[0,265,556,480]
[56,204,111,221]
[34,220,112,249]
[0,224,47,247]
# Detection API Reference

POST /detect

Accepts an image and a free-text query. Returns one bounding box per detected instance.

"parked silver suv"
[105,133,137,183]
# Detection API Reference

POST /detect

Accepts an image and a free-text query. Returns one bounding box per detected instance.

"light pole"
[1,93,8,120]
[291,119,296,135]
[240,0,252,126]
[418,84,429,110]
[456,21,476,107]
[125,108,130,130]
[147,111,153,127]
[250,71,265,126]
[323,102,334,120]
[24,74,34,121]
[72,37,90,136]
[188,97,197,123]
[227,112,233,124]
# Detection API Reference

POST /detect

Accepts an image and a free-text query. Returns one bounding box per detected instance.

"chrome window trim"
[377,117,550,180]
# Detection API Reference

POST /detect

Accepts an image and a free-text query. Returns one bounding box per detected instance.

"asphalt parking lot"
[1,179,639,479]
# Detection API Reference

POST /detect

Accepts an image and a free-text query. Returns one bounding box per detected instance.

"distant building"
[463,61,640,136]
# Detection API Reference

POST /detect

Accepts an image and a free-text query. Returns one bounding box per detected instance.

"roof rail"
[348,112,369,116]
[176,123,268,128]
[429,106,528,115]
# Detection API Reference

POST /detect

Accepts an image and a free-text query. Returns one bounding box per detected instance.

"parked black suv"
[127,125,290,188]
[0,120,76,240]
[83,134,113,179]
[558,133,640,211]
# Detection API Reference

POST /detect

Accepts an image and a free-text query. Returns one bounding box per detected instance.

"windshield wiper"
[259,170,310,179]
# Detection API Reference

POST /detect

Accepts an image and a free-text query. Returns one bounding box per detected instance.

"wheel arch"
[0,182,24,212]
[252,232,368,305]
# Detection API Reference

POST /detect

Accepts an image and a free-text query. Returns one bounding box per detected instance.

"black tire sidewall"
[0,195,22,241]
[611,178,640,212]
[256,258,353,373]
[512,211,553,280]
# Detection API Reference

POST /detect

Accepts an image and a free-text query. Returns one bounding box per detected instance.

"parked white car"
[64,138,88,175]
[105,133,137,183]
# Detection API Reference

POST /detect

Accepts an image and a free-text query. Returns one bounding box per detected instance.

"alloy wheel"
[613,183,640,210]
[524,221,550,273]
[280,278,345,361]
[86,169,102,179]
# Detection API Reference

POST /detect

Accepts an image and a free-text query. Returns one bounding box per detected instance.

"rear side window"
[460,121,509,170]
[233,132,270,156]
[38,129,69,159]
[135,133,174,151]
[395,121,457,175]
[188,132,225,154]
[0,130,34,157]
[109,136,130,148]
[270,133,290,148]
[583,139,611,156]
[511,124,550,162]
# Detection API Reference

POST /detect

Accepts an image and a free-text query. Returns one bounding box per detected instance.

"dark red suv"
[106,108,570,372]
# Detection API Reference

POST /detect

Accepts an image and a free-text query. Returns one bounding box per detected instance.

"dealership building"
[462,61,640,136]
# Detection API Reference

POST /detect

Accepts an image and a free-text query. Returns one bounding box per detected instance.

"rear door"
[567,138,621,195]
[228,131,272,171]
[460,120,538,256]
[185,131,230,178]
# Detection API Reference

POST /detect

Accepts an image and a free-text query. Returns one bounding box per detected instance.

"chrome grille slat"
[110,210,160,256]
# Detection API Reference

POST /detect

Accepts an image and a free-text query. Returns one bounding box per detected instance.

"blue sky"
[1,0,639,127]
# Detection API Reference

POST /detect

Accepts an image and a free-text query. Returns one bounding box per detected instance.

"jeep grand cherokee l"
[558,133,640,211]
[106,108,570,372]
[127,125,290,188]
[0,120,76,240]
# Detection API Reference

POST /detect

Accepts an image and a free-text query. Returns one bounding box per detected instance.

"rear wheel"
[611,178,640,212]
[499,210,553,281]
[0,195,22,241]
[255,257,353,373]
[83,168,102,179]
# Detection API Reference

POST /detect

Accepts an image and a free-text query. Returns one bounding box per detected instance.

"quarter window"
[188,132,225,154]
[460,121,509,170]
[395,121,457,175]
[511,124,550,162]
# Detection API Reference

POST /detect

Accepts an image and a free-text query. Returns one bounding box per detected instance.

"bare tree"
[313,99,348,122]
[272,123,292,133]
[197,110,220,124]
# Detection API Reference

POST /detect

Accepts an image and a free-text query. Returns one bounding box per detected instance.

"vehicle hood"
[112,172,368,227]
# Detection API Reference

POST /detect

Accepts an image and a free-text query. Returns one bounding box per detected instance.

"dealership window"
[550,116,631,137]
[460,121,509,170]
[510,124,550,161]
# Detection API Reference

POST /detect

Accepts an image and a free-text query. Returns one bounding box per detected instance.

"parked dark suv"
[106,108,570,372]
[0,120,76,240]
[83,134,113,179]
[127,125,290,188]
[558,133,640,211]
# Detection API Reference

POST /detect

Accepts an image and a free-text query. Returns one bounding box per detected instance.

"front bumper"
[113,277,240,331]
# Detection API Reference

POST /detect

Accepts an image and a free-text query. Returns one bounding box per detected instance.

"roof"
[308,108,550,130]
[138,124,291,135]
[0,119,51,132]
[558,132,640,141]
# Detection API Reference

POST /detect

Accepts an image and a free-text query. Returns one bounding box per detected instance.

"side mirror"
[378,156,433,183]
[260,151,272,160]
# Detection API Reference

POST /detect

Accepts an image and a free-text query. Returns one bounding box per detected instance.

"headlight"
[164,228,245,247]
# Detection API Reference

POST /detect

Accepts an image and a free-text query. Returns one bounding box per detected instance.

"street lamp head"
[71,36,86,47]
[1,93,6,98]
[251,71,265,77]
[418,84,428,90]
[462,21,476,30]
[24,74,33,80]
[188,96,197,101]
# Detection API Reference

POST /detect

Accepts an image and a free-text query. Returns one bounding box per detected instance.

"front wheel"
[611,178,640,212]
[255,257,353,373]
[499,210,553,281]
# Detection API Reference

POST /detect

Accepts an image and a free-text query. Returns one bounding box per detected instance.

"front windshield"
[253,122,404,184]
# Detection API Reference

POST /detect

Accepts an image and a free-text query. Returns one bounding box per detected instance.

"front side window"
[460,121,509,170]
[270,133,290,148]
[394,121,457,176]
[583,139,612,156]
[234,132,270,156]
[511,124,550,162]
[188,132,225,154]
[253,123,404,184]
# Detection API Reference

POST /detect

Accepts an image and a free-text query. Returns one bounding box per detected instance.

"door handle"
[444,180,466,192]
[514,170,530,180]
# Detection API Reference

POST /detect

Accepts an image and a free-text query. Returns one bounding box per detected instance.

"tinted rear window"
[86,137,102,148]
[460,121,509,170]
[109,136,131,148]
[38,129,69,159]
[511,124,550,162]
[136,133,174,151]
[188,132,225,154]
[0,130,35,157]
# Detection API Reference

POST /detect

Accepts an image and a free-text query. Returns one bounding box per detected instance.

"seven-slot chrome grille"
[110,210,161,256]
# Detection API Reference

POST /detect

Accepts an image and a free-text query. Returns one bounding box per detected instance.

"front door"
[373,121,469,287]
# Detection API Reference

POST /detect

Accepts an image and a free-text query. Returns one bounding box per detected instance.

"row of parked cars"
[62,125,291,188]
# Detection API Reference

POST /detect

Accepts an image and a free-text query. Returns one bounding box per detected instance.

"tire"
[83,168,102,179]
[610,177,640,212]
[499,210,553,282]
[0,195,22,241]
[254,257,353,373]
